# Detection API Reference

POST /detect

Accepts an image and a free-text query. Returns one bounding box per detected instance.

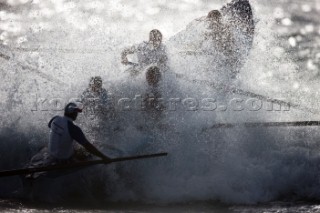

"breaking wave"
[0,0,320,205]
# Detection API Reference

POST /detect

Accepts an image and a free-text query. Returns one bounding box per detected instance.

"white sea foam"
[0,0,319,205]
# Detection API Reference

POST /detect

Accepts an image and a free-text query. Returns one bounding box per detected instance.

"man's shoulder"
[159,44,167,52]
[51,115,64,123]
[52,115,61,120]
[81,88,96,99]
[48,115,62,128]
[67,119,82,132]
[82,88,92,95]
[137,41,149,50]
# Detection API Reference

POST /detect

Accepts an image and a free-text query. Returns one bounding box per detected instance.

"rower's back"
[49,116,75,160]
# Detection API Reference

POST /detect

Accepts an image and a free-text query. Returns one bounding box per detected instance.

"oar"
[14,47,115,54]
[0,46,67,86]
[203,121,320,131]
[0,152,168,178]
[175,73,320,114]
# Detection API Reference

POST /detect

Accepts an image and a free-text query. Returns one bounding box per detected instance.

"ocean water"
[1,0,320,212]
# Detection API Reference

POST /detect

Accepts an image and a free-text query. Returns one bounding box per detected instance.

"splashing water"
[1,0,320,205]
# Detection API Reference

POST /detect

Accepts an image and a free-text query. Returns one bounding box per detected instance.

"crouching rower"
[45,102,111,165]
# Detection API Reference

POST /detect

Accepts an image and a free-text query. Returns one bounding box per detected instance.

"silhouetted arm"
[48,116,59,128]
[121,46,135,65]
[68,121,111,161]
[81,142,111,161]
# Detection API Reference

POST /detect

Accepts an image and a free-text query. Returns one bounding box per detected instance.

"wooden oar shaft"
[207,121,320,129]
[0,153,167,178]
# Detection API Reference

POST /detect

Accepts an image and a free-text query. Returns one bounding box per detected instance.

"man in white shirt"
[121,29,168,76]
[47,102,111,163]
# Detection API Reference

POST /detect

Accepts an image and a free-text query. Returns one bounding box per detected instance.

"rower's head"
[146,66,161,86]
[149,29,162,48]
[207,10,222,23]
[89,76,103,91]
[64,102,82,121]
